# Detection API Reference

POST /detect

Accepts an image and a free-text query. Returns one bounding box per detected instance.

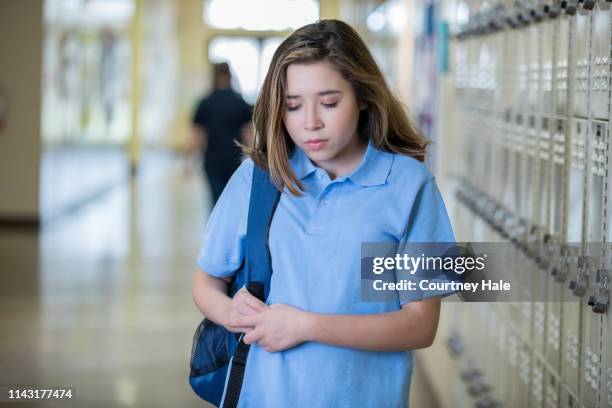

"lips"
[305,139,327,151]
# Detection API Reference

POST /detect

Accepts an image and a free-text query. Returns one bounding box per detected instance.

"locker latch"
[550,244,571,282]
[587,269,610,314]
[446,331,464,358]
[540,233,555,270]
[569,255,590,297]
[460,360,482,383]
[510,219,527,246]
[475,394,501,408]
[468,379,492,397]
[526,226,541,263]
[528,4,545,21]
[489,5,506,31]
[560,0,578,14]
[544,1,561,17]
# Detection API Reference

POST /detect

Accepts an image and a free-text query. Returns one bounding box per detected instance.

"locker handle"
[569,255,590,297]
[588,269,610,313]
[545,3,561,17]
[561,0,578,14]
[529,6,545,21]
[515,10,532,26]
[578,0,596,10]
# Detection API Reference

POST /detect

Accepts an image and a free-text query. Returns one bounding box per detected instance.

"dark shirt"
[192,89,252,172]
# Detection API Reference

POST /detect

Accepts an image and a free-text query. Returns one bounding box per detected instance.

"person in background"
[190,62,253,205]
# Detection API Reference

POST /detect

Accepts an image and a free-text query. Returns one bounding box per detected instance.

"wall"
[0,0,44,223]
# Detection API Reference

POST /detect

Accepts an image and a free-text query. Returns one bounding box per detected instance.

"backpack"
[189,164,280,407]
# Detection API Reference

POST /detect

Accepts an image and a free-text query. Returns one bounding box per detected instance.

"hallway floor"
[1,152,210,407]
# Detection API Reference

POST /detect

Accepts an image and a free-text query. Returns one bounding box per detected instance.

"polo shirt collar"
[290,140,394,186]
[290,146,318,180]
[347,141,394,186]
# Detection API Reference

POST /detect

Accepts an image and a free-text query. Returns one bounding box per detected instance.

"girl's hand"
[240,304,314,352]
[223,287,269,333]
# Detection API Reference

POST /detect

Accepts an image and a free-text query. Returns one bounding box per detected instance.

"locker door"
[519,340,534,407]
[561,273,583,396]
[544,367,561,408]
[580,297,602,407]
[572,9,592,118]
[559,383,580,408]
[555,14,571,115]
[590,2,611,121]
[604,302,612,408]
[531,355,546,408]
[508,328,522,407]
[587,121,608,243]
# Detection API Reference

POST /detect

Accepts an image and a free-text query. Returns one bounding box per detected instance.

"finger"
[244,329,264,345]
[234,313,263,327]
[227,326,254,334]
[240,292,269,312]
[236,301,264,316]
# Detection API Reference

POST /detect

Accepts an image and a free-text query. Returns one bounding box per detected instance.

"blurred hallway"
[0,151,211,407]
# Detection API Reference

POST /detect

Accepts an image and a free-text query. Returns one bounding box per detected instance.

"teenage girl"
[192,19,455,407]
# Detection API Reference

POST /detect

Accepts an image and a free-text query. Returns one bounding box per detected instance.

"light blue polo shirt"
[197,141,455,407]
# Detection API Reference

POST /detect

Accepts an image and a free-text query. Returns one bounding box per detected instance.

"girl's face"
[283,61,365,177]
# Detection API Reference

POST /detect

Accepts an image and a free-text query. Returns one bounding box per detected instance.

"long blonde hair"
[244,19,429,195]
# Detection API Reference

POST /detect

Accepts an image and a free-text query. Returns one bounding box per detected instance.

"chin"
[304,149,336,162]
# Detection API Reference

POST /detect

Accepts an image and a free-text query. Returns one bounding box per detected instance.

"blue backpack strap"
[243,163,281,301]
[222,163,280,408]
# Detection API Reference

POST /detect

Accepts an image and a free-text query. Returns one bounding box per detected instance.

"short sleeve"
[402,177,455,243]
[398,177,458,303]
[192,99,207,127]
[196,159,254,277]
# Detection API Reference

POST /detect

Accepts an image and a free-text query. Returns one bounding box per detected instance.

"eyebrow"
[285,90,342,100]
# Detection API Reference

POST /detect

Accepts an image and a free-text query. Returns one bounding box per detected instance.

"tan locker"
[555,14,571,115]
[546,296,564,372]
[604,303,612,408]
[589,2,611,121]
[561,288,582,395]
[532,355,547,408]
[550,118,569,239]
[534,300,548,356]
[505,327,522,406]
[518,340,533,407]
[580,299,601,408]
[541,15,556,116]
[568,119,588,243]
[544,367,562,408]
[587,121,608,243]
[493,303,516,404]
[559,383,581,408]
[571,9,591,118]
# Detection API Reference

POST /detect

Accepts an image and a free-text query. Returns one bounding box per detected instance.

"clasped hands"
[223,287,313,353]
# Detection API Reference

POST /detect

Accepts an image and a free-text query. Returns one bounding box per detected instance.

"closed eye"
[286,102,338,112]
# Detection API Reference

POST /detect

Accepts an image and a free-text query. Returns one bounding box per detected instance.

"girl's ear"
[359,102,367,110]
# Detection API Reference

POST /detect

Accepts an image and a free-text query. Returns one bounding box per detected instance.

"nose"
[304,105,323,131]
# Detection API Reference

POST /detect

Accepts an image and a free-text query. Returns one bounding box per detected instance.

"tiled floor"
[0,151,437,407]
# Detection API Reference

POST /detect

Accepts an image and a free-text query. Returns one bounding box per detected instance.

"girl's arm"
[240,297,441,352]
[192,268,268,333]
[306,298,441,351]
